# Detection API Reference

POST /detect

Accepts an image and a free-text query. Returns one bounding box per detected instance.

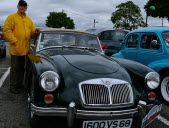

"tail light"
[148,92,156,101]
[100,41,108,49]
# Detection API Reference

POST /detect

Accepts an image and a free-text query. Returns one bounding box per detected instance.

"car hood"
[35,53,133,109]
[61,54,119,74]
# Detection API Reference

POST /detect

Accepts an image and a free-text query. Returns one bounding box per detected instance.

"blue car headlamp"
[145,72,160,90]
[40,71,60,92]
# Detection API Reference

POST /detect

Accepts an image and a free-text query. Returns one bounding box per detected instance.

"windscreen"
[39,32,102,51]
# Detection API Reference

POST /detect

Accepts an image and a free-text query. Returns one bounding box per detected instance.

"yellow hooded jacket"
[3,11,36,56]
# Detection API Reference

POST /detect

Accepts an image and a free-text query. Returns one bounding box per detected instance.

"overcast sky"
[0,0,168,30]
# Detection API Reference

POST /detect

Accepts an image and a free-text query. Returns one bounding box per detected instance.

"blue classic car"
[113,26,169,103]
[25,28,162,128]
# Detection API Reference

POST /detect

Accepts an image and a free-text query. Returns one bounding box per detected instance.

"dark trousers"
[10,55,26,89]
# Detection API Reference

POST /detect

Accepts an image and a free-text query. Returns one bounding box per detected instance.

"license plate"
[82,119,132,128]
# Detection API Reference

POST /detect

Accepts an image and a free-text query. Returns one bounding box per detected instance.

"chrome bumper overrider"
[31,101,153,128]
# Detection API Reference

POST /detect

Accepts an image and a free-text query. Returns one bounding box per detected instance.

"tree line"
[46,0,167,30]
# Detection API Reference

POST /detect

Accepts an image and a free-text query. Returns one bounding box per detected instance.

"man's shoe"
[10,88,20,94]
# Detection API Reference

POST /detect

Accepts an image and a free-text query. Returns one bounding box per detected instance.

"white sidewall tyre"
[161,77,169,102]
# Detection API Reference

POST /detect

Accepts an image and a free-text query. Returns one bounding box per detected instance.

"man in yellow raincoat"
[3,0,40,94]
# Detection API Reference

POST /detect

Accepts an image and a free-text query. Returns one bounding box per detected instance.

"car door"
[136,33,162,66]
[120,33,139,61]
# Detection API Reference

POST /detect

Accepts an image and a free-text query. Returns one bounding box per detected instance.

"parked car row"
[113,26,169,103]
[24,28,161,128]
[0,26,5,40]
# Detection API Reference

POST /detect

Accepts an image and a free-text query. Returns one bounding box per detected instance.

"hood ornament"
[105,80,111,86]
[101,79,112,87]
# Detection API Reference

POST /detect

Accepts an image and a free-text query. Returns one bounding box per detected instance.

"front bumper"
[30,101,158,128]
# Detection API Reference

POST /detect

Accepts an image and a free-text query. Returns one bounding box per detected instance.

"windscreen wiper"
[62,45,99,52]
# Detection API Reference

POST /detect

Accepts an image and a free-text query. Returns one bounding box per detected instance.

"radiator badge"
[105,81,111,86]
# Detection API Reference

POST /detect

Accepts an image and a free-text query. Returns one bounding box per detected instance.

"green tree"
[111,1,146,30]
[144,0,169,19]
[46,12,75,29]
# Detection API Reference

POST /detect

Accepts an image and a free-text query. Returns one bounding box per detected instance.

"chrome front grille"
[79,78,133,107]
[81,84,110,104]
[110,84,132,104]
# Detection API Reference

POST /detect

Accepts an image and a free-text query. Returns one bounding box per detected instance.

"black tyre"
[28,101,48,128]
[2,49,6,58]
[0,49,2,58]
[28,101,38,128]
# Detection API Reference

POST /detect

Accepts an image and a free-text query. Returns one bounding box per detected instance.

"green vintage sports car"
[25,28,162,128]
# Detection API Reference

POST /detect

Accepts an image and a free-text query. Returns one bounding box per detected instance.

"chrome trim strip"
[31,103,138,119]
[31,104,67,117]
[76,109,138,120]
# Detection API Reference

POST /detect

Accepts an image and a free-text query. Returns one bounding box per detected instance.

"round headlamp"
[40,71,60,92]
[145,72,160,90]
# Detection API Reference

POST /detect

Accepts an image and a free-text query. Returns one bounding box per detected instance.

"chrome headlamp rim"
[145,72,160,90]
[39,71,60,92]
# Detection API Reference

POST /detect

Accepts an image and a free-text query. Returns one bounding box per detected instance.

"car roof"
[40,28,97,36]
[131,26,169,33]
[86,27,129,34]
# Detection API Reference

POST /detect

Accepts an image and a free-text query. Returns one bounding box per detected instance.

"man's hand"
[35,28,40,36]
[28,53,41,63]
[11,42,17,46]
